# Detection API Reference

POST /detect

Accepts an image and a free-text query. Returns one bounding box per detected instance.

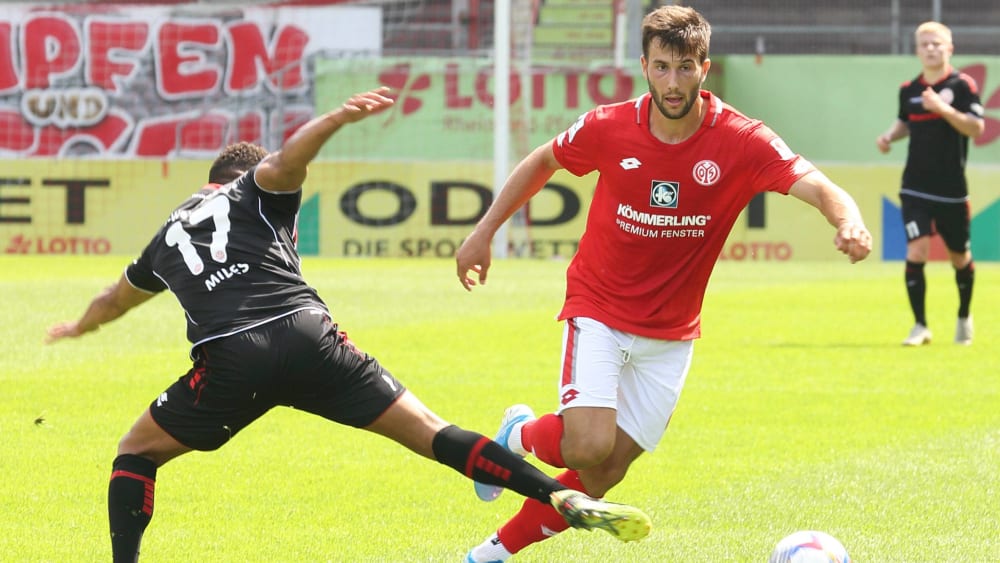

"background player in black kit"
[45,87,650,562]
[876,21,985,346]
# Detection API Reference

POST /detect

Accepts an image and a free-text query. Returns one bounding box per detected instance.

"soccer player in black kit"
[876,21,985,346]
[45,87,651,562]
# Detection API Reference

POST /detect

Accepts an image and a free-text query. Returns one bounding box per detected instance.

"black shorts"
[899,194,971,253]
[149,309,406,451]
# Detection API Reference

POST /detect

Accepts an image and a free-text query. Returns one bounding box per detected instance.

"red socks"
[496,470,587,554]
[520,413,567,468]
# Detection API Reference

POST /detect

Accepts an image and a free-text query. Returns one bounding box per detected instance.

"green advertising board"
[314,58,649,161]
[720,55,1000,165]
[312,55,999,260]
[315,55,999,164]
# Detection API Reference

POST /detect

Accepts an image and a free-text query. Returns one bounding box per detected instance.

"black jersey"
[897,68,984,202]
[125,168,327,349]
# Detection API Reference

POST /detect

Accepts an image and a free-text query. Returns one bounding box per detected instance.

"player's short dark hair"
[208,142,270,184]
[641,5,711,62]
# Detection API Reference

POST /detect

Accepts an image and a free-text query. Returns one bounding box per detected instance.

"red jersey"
[552,91,815,340]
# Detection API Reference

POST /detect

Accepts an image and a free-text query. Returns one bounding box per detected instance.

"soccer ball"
[768,530,851,563]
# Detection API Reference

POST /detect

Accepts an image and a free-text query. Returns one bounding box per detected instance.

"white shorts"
[556,317,693,452]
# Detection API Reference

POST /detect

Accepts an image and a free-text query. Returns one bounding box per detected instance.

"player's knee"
[950,252,972,269]
[116,431,141,457]
[562,437,614,469]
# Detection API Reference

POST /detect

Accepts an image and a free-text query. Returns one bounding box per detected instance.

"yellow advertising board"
[306,161,588,259]
[4,159,999,261]
[0,160,205,256]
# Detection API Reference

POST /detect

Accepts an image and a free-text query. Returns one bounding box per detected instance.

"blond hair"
[915,21,952,44]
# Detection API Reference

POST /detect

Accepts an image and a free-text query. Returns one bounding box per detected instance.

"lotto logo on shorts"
[561,388,580,406]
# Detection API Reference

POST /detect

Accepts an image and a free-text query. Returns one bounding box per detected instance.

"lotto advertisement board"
[312,57,651,161]
[0,160,203,255]
[11,158,998,260]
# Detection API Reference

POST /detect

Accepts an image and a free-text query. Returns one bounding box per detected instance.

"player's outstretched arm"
[456,143,562,291]
[45,274,155,344]
[255,87,395,192]
[788,171,872,264]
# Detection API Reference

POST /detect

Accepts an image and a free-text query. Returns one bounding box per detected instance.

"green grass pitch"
[2,256,997,562]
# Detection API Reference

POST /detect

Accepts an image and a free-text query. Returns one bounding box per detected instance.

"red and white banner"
[0,3,380,157]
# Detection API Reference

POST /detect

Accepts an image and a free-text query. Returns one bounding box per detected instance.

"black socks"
[905,261,927,326]
[108,454,157,563]
[906,259,975,324]
[955,261,974,318]
[431,425,559,504]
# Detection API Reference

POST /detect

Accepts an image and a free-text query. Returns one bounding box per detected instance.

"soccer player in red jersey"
[457,6,872,562]
[876,21,984,346]
[46,88,651,562]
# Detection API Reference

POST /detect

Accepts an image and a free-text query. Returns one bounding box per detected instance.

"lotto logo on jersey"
[650,181,679,208]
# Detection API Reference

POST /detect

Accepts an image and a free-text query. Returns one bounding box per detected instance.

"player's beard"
[648,80,699,120]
